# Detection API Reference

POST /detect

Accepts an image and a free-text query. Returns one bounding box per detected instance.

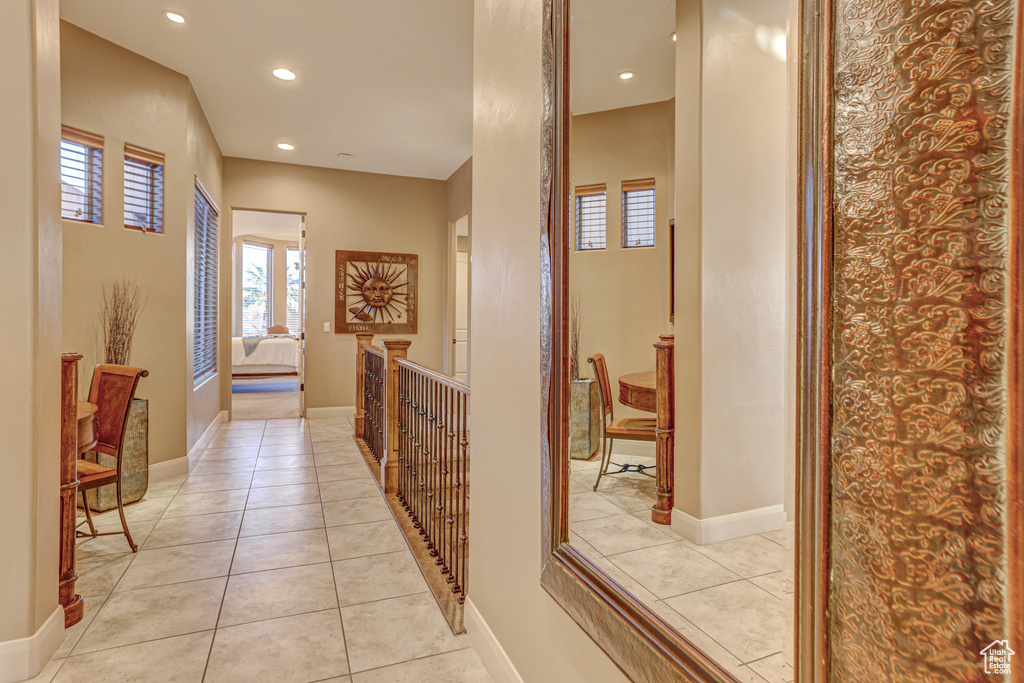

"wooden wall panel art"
[335,250,418,334]
[829,0,1020,680]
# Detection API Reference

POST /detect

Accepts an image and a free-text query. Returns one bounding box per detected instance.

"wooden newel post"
[382,339,411,494]
[354,333,374,439]
[652,334,675,525]
[60,353,85,627]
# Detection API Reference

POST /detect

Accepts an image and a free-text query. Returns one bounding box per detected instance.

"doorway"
[230,209,306,420]
[450,214,470,383]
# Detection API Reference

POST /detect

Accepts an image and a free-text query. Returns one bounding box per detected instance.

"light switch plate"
[323,321,331,333]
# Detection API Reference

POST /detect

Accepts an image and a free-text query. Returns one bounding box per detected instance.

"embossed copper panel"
[830,1,1019,681]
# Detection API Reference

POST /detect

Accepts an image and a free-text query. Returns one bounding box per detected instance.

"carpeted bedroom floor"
[231,377,301,420]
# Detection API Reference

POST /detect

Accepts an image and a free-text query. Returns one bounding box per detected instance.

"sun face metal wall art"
[335,250,418,334]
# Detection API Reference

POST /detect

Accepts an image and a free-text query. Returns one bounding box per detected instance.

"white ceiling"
[59,0,673,181]
[570,0,676,115]
[232,210,303,240]
[59,0,474,180]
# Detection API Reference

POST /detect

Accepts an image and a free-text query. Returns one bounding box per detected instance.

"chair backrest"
[587,353,614,420]
[267,325,289,335]
[87,364,149,458]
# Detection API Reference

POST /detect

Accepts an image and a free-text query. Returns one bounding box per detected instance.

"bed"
[231,336,301,377]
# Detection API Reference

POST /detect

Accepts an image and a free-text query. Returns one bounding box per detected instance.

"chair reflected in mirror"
[587,352,656,491]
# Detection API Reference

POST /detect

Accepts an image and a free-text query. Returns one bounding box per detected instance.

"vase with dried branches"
[100,276,144,365]
[569,295,600,460]
[88,275,150,512]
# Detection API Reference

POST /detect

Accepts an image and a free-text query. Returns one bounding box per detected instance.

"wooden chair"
[267,325,290,334]
[77,364,149,552]
[588,353,656,491]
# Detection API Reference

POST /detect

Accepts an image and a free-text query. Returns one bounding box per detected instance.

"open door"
[298,216,306,417]
[450,214,470,383]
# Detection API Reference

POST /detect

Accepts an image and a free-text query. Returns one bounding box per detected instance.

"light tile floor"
[569,455,794,683]
[33,417,492,683]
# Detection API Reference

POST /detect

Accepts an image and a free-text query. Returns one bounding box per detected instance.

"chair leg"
[81,491,97,536]
[115,478,138,553]
[594,436,613,491]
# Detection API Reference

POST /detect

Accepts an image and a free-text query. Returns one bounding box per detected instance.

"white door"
[454,249,469,383]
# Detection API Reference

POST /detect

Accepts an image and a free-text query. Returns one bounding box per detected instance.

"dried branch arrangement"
[570,294,583,381]
[100,276,145,365]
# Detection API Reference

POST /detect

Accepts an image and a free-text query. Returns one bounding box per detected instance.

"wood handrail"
[395,358,471,395]
[362,343,385,358]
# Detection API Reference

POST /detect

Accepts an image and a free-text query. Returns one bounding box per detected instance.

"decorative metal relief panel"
[830,0,1018,681]
[335,250,418,335]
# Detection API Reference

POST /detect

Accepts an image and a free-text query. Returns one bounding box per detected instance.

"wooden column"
[382,339,411,494]
[59,353,85,627]
[652,334,674,525]
[354,332,374,439]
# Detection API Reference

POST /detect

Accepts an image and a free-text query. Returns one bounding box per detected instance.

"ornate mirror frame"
[540,0,1022,681]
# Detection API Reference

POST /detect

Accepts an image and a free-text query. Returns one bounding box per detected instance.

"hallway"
[37,418,492,682]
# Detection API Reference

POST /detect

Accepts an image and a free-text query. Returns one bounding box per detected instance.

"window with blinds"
[61,126,103,224]
[575,183,607,251]
[242,242,273,336]
[286,247,301,333]
[193,180,219,385]
[124,144,164,233]
[622,178,656,248]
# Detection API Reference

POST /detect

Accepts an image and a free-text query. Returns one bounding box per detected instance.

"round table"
[618,371,656,413]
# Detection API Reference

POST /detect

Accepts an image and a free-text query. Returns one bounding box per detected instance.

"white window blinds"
[193,181,218,384]
[575,183,607,251]
[61,126,103,224]
[287,247,301,334]
[622,178,656,248]
[124,144,164,233]
[242,242,273,336]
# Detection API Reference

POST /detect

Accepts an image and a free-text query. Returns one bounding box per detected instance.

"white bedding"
[231,337,300,373]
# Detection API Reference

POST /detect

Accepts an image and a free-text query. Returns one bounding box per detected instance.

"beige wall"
[221,158,447,412]
[446,157,473,227]
[60,23,224,465]
[469,0,628,680]
[570,100,675,421]
[231,235,300,338]
[673,0,789,523]
[186,87,226,449]
[0,0,62,656]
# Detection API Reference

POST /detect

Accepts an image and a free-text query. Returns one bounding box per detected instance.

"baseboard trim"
[149,456,190,482]
[305,406,355,420]
[0,605,63,683]
[465,598,524,683]
[671,504,786,545]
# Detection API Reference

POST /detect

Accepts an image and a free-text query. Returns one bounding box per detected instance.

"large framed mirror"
[539,0,1022,681]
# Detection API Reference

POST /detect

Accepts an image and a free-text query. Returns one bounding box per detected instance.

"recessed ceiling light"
[618,71,635,80]
[277,143,294,151]
[165,11,186,23]
[272,68,296,81]
[671,32,677,41]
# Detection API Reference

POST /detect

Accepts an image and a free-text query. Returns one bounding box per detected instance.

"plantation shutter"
[193,180,219,384]
[60,126,104,224]
[622,178,655,248]
[124,144,165,233]
[575,183,607,250]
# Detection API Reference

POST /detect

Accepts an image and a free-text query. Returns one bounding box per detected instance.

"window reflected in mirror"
[564,1,795,680]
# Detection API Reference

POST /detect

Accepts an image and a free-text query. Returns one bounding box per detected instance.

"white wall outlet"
[323,321,331,333]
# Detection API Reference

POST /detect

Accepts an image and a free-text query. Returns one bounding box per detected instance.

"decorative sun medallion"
[335,250,418,334]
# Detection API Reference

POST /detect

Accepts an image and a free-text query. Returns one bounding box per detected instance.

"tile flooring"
[33,417,492,683]
[568,455,794,683]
